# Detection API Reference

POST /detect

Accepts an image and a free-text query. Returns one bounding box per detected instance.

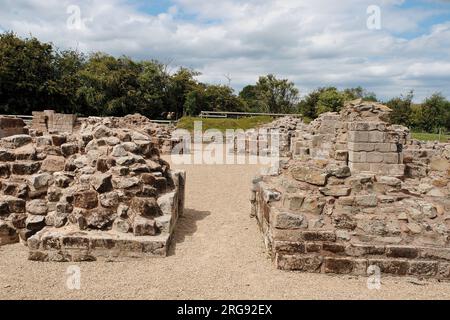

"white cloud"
[0,0,449,101]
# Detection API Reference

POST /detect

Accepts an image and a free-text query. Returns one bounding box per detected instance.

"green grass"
[411,132,450,142]
[177,116,274,132]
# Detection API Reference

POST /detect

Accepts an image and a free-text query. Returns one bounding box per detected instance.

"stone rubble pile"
[252,100,450,279]
[0,116,185,261]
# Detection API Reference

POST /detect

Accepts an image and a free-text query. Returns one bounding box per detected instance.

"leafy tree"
[343,86,377,102]
[420,93,448,132]
[0,32,56,114]
[298,89,321,119]
[167,67,200,118]
[239,85,260,113]
[387,91,414,127]
[184,84,245,116]
[240,75,300,114]
[52,50,86,114]
[316,87,346,115]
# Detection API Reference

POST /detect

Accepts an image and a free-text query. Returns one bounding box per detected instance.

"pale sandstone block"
[348,142,375,152]
[348,131,369,143]
[349,162,371,172]
[348,151,366,163]
[368,131,385,143]
[366,152,384,163]
[383,152,400,164]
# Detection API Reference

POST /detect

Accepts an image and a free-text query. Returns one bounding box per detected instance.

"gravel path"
[1,162,450,300]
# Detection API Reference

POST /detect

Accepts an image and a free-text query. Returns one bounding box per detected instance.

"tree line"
[0,32,449,133]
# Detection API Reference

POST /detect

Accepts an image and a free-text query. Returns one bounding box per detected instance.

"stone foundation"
[255,191,450,279]
[0,114,186,262]
[0,116,28,138]
[28,227,171,261]
[32,110,77,133]
[252,100,450,279]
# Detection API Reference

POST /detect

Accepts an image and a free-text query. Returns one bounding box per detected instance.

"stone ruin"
[252,100,450,279]
[32,110,78,134]
[0,114,185,262]
[0,116,28,138]
[225,116,304,157]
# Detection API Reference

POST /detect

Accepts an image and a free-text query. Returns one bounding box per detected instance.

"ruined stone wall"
[252,100,450,279]
[0,116,28,138]
[32,110,77,134]
[0,117,185,262]
[226,116,304,157]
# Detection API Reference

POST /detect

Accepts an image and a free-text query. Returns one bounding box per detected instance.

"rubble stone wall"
[252,100,450,279]
[0,116,185,262]
[0,116,28,138]
[32,110,77,134]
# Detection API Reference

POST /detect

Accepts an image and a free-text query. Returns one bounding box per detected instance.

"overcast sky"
[1,0,450,101]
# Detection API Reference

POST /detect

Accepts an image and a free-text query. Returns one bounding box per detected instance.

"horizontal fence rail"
[0,115,178,126]
[199,111,303,119]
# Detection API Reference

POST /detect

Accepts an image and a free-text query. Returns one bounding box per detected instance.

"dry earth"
[1,159,450,300]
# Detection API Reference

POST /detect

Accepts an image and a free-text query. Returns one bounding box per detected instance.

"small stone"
[131,197,162,218]
[113,218,130,233]
[133,216,157,236]
[117,204,129,218]
[90,174,113,193]
[319,186,351,197]
[407,223,422,234]
[93,125,112,139]
[61,143,79,156]
[41,155,65,172]
[2,135,32,148]
[29,173,53,189]
[26,199,48,216]
[111,145,128,157]
[291,166,328,186]
[25,215,46,231]
[73,190,98,209]
[99,191,119,208]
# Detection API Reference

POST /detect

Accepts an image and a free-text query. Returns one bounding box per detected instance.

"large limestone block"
[430,157,449,172]
[348,131,369,142]
[290,166,328,186]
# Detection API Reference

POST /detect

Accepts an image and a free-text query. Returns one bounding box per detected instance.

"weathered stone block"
[408,261,438,277]
[324,257,354,274]
[130,197,161,218]
[386,246,419,259]
[133,216,158,236]
[368,259,409,275]
[273,211,308,230]
[11,161,41,175]
[41,155,66,172]
[282,194,305,211]
[276,254,323,272]
[291,166,328,186]
[368,131,385,142]
[319,186,351,197]
[348,131,369,143]
[73,190,98,210]
[366,152,384,163]
[273,241,306,254]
